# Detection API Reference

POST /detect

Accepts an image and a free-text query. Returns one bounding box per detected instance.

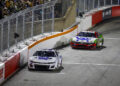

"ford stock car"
[28,49,62,70]
[70,31,104,49]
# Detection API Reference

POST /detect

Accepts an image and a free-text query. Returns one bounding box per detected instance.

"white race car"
[28,49,62,70]
[70,31,104,49]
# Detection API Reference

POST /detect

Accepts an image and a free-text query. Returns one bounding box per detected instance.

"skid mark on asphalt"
[63,62,120,67]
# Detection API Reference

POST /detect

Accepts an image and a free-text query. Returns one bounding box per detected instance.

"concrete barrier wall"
[92,11,103,26]
[79,16,92,31]
[0,63,4,84]
[19,47,28,67]
[1,5,120,85]
[91,6,120,27]
[28,25,78,57]
[112,6,120,17]
[4,53,20,79]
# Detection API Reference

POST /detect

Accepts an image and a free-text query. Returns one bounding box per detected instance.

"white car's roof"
[40,49,56,52]
[81,31,96,33]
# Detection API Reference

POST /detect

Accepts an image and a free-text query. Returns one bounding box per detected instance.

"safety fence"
[77,0,120,16]
[0,0,57,55]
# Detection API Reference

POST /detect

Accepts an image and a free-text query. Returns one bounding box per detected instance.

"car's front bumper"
[28,62,57,70]
[70,42,96,49]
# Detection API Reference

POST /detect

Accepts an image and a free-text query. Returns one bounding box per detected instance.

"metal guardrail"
[0,0,58,54]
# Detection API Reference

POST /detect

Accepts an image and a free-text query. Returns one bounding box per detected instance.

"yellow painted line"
[28,25,78,49]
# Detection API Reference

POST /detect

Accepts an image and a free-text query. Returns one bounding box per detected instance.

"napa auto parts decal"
[102,8,112,20]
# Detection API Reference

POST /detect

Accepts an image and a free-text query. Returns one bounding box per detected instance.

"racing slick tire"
[55,65,59,71]
[102,39,104,46]
[55,62,62,71]
[28,67,33,71]
[60,60,62,67]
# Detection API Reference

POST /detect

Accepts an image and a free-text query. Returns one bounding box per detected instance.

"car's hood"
[71,36,97,43]
[29,56,56,63]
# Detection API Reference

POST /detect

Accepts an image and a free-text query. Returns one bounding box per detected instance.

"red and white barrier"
[92,11,103,26]
[92,6,120,26]
[112,6,120,17]
[4,53,20,79]
[19,47,28,67]
[0,63,4,84]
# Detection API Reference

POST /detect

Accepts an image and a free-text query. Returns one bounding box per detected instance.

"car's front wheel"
[60,60,62,68]
[28,66,33,71]
[99,40,104,48]
[91,43,97,49]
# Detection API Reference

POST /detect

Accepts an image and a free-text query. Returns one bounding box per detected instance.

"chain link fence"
[0,0,57,54]
[77,0,120,15]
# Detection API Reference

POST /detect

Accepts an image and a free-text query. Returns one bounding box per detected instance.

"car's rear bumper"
[70,42,96,49]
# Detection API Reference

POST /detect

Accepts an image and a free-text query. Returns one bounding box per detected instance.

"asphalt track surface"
[2,17,120,86]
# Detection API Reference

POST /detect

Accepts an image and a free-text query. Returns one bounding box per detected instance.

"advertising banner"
[102,8,112,20]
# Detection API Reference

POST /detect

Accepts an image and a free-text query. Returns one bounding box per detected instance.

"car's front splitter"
[70,42,96,49]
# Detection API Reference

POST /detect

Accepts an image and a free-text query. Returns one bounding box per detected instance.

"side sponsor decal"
[102,8,112,20]
[76,37,91,43]
[38,57,49,60]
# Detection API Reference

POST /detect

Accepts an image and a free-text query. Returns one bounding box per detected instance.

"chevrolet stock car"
[70,31,104,49]
[28,49,62,70]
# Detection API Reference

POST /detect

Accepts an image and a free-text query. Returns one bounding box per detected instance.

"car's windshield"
[77,32,96,38]
[33,51,56,57]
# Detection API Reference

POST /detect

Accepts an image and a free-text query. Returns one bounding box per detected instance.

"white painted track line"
[63,62,120,67]
[105,38,120,40]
